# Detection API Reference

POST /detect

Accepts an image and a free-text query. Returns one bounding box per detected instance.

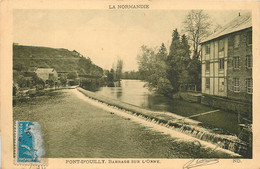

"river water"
[94,80,240,135]
[14,89,237,158]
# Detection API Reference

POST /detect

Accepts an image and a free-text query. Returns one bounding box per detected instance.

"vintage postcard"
[1,0,260,168]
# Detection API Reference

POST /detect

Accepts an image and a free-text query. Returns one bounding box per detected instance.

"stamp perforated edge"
[14,121,48,166]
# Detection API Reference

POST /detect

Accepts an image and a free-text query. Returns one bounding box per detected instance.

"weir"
[76,87,251,157]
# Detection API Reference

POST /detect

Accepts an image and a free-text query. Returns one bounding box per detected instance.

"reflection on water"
[95,80,240,135]
[95,80,209,114]
[96,80,151,108]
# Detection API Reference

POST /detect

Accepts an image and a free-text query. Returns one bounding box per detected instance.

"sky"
[13,9,245,71]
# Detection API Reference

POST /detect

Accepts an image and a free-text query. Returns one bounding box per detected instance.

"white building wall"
[202,77,205,93]
[210,77,214,94]
[210,41,214,95]
[214,77,219,95]
[224,38,228,57]
[214,61,219,77]
[210,42,214,60]
[202,64,205,77]
[201,38,228,97]
[214,41,218,59]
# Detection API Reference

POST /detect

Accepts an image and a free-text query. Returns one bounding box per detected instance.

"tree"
[60,76,67,86]
[67,72,78,79]
[153,43,173,95]
[166,29,183,93]
[121,70,142,80]
[187,58,201,91]
[137,45,155,80]
[157,43,167,60]
[180,34,191,59]
[17,75,27,88]
[183,10,211,59]
[48,79,54,87]
[32,73,45,90]
[167,29,192,93]
[137,44,173,95]
[107,69,114,82]
[115,59,123,81]
[107,69,115,87]
[179,34,191,85]
[137,30,192,95]
[168,29,181,58]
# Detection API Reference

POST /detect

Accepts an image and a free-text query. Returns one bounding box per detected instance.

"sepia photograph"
[12,9,253,160]
[1,1,259,168]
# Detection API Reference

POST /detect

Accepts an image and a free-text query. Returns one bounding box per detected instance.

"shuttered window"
[205,44,210,54]
[246,78,253,94]
[233,56,240,69]
[219,39,224,52]
[233,78,240,92]
[246,55,252,68]
[219,58,224,69]
[206,61,210,72]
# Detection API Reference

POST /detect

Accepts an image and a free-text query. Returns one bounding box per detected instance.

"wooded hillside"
[13,44,103,77]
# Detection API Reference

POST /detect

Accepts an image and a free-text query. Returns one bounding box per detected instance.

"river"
[13,89,236,158]
[94,79,240,135]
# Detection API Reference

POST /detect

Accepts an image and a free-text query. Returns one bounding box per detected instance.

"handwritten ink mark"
[28,164,46,169]
[182,141,221,169]
[183,159,219,169]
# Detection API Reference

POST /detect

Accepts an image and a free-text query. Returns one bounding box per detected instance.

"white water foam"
[71,89,240,157]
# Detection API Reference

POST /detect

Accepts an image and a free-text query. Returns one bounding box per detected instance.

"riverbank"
[77,87,251,157]
[13,89,236,158]
[13,86,77,105]
[94,80,243,136]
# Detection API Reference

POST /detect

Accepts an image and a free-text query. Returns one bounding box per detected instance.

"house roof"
[201,12,252,44]
[35,68,56,73]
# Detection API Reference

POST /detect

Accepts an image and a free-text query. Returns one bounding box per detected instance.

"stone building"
[35,68,58,83]
[200,13,252,117]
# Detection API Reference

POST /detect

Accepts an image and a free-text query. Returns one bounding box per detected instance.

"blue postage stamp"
[16,121,45,164]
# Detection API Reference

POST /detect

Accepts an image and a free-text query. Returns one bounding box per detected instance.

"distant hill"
[13,44,103,77]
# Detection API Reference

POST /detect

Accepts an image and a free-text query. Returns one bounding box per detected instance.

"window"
[206,78,210,89]
[247,31,252,45]
[233,56,240,68]
[246,78,253,94]
[205,44,210,55]
[219,78,225,92]
[234,35,240,48]
[246,55,252,68]
[233,78,240,92]
[219,39,224,52]
[206,61,210,72]
[219,58,224,69]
